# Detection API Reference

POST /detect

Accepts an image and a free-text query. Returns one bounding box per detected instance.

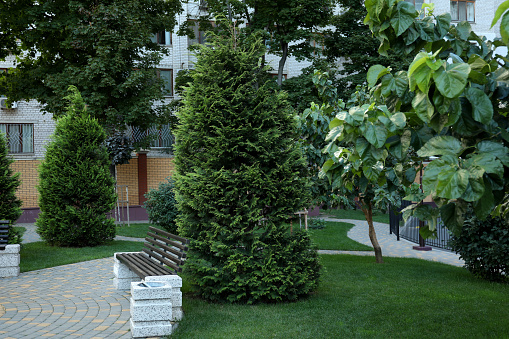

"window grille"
[0,123,34,153]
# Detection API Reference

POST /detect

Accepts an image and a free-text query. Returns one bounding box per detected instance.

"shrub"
[450,215,509,282]
[36,86,117,247]
[174,28,320,303]
[144,178,179,233]
[308,218,326,230]
[0,132,23,245]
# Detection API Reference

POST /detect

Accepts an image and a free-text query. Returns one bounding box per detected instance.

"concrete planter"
[0,244,20,277]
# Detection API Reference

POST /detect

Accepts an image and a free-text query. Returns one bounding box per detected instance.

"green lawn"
[321,208,390,224]
[116,223,153,238]
[308,221,373,251]
[19,240,145,272]
[115,221,372,251]
[172,255,509,338]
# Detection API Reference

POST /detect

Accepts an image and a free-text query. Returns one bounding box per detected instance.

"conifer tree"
[0,132,23,243]
[174,28,320,303]
[36,87,117,247]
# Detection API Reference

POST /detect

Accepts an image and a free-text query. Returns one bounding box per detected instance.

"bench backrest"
[0,220,10,251]
[143,226,190,273]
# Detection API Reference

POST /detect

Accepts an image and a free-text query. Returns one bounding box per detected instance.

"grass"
[115,221,373,251]
[172,255,509,338]
[308,221,373,251]
[19,240,145,272]
[116,223,153,238]
[321,208,390,224]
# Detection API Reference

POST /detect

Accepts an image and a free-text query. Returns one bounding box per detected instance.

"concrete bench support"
[0,244,20,278]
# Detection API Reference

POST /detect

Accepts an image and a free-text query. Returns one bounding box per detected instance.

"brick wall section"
[147,157,175,191]
[116,158,140,206]
[10,159,40,208]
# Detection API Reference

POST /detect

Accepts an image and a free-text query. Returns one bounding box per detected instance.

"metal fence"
[389,201,453,251]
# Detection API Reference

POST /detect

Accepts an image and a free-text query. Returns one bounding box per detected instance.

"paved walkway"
[1,218,464,338]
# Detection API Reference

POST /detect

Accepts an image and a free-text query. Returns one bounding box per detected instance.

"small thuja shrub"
[450,215,509,282]
[144,178,179,234]
[36,86,117,247]
[0,132,23,244]
[174,28,320,303]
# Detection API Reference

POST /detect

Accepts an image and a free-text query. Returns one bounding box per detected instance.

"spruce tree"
[174,29,320,303]
[36,86,117,247]
[0,132,23,243]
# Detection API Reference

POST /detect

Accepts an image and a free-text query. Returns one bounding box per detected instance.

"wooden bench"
[0,220,10,251]
[115,226,190,279]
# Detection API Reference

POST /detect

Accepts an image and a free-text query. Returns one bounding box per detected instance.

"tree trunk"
[278,42,288,86]
[361,200,384,263]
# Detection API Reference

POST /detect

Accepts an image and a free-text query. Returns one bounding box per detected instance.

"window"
[126,124,174,149]
[310,34,325,56]
[157,69,173,96]
[451,0,475,22]
[151,31,171,45]
[0,123,34,153]
[187,20,210,46]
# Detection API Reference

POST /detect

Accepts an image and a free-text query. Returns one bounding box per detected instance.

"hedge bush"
[144,178,179,233]
[174,28,320,303]
[36,87,117,247]
[450,215,509,282]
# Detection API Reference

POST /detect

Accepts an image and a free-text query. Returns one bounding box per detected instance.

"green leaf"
[362,164,381,182]
[364,121,388,148]
[435,167,469,199]
[435,13,451,38]
[473,178,494,219]
[477,141,509,166]
[492,0,509,27]
[367,65,390,87]
[456,21,472,40]
[394,71,409,97]
[461,174,485,202]
[433,63,470,98]
[325,125,345,143]
[465,87,493,124]
[390,1,418,36]
[329,117,343,130]
[322,159,334,173]
[465,153,504,178]
[389,112,406,131]
[412,91,434,123]
[421,155,458,194]
[502,11,509,45]
[417,135,463,157]
[440,201,467,236]
[408,52,433,93]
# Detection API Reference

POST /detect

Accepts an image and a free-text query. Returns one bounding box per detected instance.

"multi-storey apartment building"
[0,0,506,222]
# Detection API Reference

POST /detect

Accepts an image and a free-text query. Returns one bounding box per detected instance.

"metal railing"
[389,201,453,251]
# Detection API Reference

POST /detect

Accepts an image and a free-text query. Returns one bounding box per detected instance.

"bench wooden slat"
[117,253,173,278]
[142,245,182,272]
[148,226,190,244]
[145,237,187,260]
[146,231,188,252]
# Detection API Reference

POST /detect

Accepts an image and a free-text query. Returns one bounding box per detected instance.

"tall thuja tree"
[0,133,23,244]
[174,28,320,303]
[36,87,117,247]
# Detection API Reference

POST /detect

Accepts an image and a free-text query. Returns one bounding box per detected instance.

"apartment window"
[451,0,475,22]
[0,123,34,153]
[151,31,171,45]
[310,34,325,56]
[187,20,210,46]
[157,69,173,96]
[126,124,174,149]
